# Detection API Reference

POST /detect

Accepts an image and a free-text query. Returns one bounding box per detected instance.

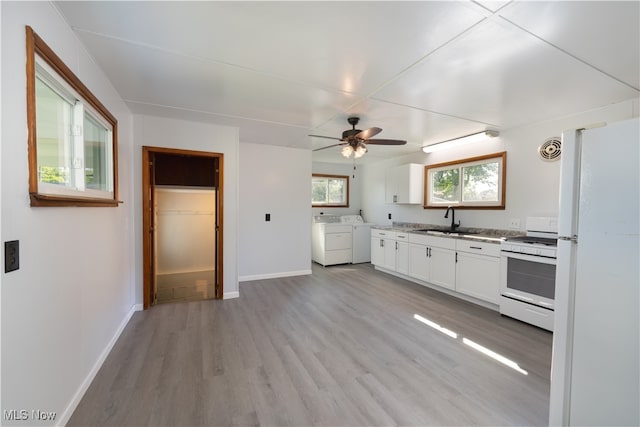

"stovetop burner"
[505,235,558,246]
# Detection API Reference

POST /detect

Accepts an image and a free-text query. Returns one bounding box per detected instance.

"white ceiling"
[55,1,639,164]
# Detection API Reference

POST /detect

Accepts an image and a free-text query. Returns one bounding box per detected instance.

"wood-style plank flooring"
[69,263,552,426]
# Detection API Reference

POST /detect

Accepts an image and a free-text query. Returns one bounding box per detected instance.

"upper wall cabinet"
[385,163,424,204]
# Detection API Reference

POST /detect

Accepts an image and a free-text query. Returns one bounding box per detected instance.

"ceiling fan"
[310,117,407,158]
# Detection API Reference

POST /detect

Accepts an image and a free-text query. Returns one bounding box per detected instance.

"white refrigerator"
[549,118,639,426]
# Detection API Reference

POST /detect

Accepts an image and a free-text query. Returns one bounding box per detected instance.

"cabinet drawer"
[456,239,500,257]
[372,229,395,239]
[326,233,352,250]
[395,232,409,241]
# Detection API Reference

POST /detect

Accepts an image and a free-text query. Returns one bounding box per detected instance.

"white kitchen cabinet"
[408,234,456,290]
[385,164,423,204]
[395,233,409,275]
[430,246,456,290]
[371,229,397,271]
[455,240,500,304]
[408,244,430,282]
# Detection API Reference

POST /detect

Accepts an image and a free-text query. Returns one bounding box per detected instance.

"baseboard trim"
[223,291,240,299]
[58,304,137,426]
[238,269,312,282]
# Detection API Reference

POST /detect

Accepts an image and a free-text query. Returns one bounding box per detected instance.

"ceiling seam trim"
[470,0,514,15]
[368,97,501,128]
[499,16,640,93]
[71,27,365,98]
[123,99,309,129]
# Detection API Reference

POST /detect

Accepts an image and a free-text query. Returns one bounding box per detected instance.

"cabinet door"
[382,239,397,271]
[408,244,430,282]
[456,252,500,303]
[396,240,409,275]
[430,247,456,290]
[371,237,384,266]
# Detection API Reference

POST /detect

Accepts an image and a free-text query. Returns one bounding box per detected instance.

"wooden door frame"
[142,146,224,309]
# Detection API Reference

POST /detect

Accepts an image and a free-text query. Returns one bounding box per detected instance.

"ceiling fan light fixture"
[341,145,354,158]
[422,130,499,153]
[354,143,367,158]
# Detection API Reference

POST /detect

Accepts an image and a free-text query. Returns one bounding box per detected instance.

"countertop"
[372,222,525,244]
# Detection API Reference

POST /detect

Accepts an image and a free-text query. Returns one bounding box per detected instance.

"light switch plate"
[509,218,521,229]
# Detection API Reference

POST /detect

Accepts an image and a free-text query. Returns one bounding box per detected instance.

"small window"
[312,174,349,207]
[424,152,506,209]
[26,26,118,207]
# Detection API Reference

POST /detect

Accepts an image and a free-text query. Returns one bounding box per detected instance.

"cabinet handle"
[429,248,432,257]
[469,246,483,250]
[395,241,398,250]
[393,195,398,203]
[455,252,458,263]
[425,247,428,258]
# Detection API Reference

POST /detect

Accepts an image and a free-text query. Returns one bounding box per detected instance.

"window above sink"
[423,152,506,210]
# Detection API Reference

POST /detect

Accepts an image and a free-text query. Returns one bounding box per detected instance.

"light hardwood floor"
[69,263,552,426]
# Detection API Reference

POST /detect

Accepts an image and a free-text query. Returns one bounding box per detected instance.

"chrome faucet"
[444,206,461,232]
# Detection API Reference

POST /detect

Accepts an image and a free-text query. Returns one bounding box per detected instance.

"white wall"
[1,2,135,425]
[362,99,639,230]
[155,188,215,275]
[239,143,312,280]
[311,161,364,218]
[133,115,240,299]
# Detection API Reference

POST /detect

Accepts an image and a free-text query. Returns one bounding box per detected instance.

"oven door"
[500,251,556,310]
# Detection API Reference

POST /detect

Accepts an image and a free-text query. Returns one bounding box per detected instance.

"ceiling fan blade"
[355,127,382,140]
[313,142,347,152]
[365,139,407,145]
[308,134,343,141]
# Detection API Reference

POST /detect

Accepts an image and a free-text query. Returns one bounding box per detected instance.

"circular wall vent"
[538,137,561,161]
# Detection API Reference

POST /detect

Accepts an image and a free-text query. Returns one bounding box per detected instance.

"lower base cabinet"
[373,228,501,307]
[455,240,501,304]
[407,234,456,291]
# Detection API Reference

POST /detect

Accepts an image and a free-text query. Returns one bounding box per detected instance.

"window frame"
[423,152,506,209]
[26,26,119,207]
[312,173,350,208]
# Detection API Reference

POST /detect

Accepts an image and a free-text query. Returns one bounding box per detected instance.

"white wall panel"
[1,2,135,424]
[239,143,311,280]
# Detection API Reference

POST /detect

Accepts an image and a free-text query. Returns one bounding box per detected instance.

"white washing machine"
[340,215,376,264]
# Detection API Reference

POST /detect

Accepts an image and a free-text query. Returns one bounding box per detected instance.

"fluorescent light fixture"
[422,130,499,153]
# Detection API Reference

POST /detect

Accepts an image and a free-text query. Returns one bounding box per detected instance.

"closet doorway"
[142,147,223,309]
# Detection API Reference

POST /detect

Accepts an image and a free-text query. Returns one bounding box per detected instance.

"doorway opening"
[142,147,223,309]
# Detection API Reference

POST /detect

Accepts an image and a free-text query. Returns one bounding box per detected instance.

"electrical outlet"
[509,218,521,229]
[388,213,392,220]
[5,240,19,273]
